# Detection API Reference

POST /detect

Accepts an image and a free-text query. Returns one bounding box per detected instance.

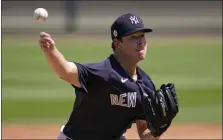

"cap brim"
[123,28,153,37]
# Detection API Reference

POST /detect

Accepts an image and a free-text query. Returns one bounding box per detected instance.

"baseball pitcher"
[39,13,179,140]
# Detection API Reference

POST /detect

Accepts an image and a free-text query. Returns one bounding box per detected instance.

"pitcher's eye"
[128,36,138,41]
[140,34,145,38]
[128,34,145,42]
[131,36,138,40]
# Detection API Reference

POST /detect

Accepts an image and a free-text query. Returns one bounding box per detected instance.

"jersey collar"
[109,54,144,83]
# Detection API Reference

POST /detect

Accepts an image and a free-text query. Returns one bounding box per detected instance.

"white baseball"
[34,8,48,22]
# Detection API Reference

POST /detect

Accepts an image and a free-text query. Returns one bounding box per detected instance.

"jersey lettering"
[110,92,137,108]
[128,92,137,107]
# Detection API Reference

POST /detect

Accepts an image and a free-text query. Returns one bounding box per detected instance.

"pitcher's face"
[120,31,147,61]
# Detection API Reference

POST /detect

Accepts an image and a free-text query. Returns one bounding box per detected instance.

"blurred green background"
[2,35,222,125]
[2,1,222,130]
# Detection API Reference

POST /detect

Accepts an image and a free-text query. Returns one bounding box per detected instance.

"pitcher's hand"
[39,32,55,51]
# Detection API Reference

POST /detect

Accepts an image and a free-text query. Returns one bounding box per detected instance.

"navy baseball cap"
[111,13,152,40]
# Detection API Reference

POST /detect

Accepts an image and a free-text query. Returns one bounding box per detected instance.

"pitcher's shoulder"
[79,56,112,81]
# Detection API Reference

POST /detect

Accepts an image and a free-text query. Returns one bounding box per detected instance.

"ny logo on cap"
[113,30,118,37]
[129,16,139,24]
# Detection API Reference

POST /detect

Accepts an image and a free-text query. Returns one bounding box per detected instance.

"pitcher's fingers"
[39,39,44,46]
[39,41,46,48]
[39,40,48,47]
[40,32,51,38]
[44,37,55,46]
[39,39,46,44]
[39,42,45,48]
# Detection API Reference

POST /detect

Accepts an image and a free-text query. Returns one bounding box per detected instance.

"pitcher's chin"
[138,51,146,60]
